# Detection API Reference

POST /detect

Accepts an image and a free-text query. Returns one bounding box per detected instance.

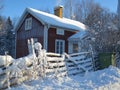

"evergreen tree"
[0,16,6,55]
[5,16,15,57]
[0,16,15,57]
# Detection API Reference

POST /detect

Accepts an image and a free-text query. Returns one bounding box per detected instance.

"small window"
[25,18,32,30]
[56,28,64,35]
[73,43,78,53]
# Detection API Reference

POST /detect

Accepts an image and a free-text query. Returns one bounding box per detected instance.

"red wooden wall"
[48,28,76,53]
[16,14,44,58]
[16,14,77,58]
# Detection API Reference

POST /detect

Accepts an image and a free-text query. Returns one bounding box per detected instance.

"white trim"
[43,25,48,51]
[25,17,32,30]
[68,42,72,54]
[56,28,64,35]
[55,39,65,54]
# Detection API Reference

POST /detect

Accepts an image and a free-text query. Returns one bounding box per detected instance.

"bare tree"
[63,0,75,19]
[64,0,119,52]
[85,4,119,52]
[74,0,95,22]
[63,0,96,22]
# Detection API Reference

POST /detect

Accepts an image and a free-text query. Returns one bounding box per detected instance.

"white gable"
[15,8,88,31]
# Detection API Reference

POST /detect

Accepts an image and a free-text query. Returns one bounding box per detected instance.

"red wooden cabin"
[15,6,87,58]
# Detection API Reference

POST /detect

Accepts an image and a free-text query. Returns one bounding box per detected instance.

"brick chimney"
[54,6,63,18]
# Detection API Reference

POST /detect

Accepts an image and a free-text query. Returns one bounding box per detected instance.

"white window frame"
[56,28,64,35]
[55,39,65,54]
[25,17,32,30]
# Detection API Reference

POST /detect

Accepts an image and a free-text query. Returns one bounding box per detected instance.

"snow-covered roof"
[15,8,88,31]
[68,31,88,41]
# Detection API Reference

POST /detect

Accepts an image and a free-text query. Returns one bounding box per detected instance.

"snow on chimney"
[54,6,63,18]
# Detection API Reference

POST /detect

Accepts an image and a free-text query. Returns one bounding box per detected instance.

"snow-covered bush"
[15,54,35,69]
[0,55,13,67]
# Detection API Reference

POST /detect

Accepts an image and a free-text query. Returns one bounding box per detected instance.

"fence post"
[63,53,69,76]
[42,49,47,78]
[5,51,8,67]
[31,38,36,57]
[89,44,95,71]
[5,51,11,89]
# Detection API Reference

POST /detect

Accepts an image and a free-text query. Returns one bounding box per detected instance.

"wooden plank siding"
[16,13,77,58]
[16,14,44,58]
[48,28,76,53]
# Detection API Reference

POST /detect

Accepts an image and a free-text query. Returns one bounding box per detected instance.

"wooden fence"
[0,41,94,89]
[46,53,67,77]
[66,52,93,76]
[45,52,94,77]
[0,52,94,89]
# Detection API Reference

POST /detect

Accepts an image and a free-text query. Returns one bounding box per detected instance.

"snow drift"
[8,66,120,90]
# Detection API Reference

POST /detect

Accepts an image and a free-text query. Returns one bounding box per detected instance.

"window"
[56,28,64,35]
[55,39,65,54]
[73,43,78,53]
[25,18,32,30]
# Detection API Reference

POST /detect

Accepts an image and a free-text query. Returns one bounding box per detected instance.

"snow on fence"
[0,54,35,89]
[46,53,67,77]
[66,52,93,76]
[43,51,93,78]
[0,41,94,89]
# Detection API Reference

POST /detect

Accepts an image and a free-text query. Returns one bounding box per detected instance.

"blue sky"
[1,0,118,19]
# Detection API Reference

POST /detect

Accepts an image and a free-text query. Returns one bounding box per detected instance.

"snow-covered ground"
[8,66,120,90]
